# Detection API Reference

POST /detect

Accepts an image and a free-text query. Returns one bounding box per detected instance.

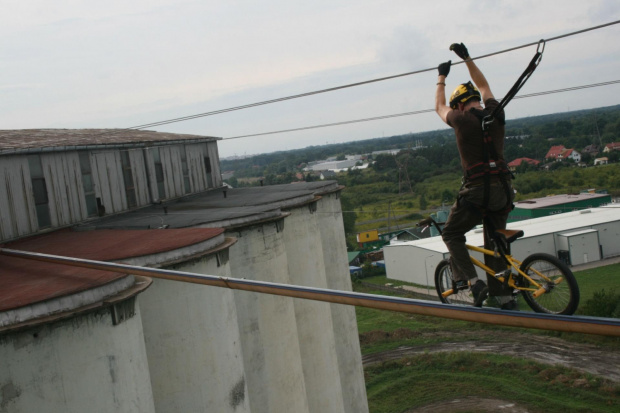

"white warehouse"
[384,206,620,286]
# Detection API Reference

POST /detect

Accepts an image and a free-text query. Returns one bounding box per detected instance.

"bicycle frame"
[464,243,563,299]
[417,217,566,301]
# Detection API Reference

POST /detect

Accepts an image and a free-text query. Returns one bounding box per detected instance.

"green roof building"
[509,193,612,222]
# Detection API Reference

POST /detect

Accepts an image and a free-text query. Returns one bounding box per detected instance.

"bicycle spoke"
[520,254,579,315]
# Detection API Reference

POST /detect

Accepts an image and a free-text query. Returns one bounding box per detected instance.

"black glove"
[449,43,469,60]
[437,60,451,77]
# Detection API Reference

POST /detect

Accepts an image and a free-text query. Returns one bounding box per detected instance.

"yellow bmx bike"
[417,217,580,315]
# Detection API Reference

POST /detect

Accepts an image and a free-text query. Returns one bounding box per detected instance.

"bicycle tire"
[519,253,580,315]
[434,259,474,305]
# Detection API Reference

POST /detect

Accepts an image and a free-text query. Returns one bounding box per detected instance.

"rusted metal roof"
[0,227,224,312]
[0,129,220,154]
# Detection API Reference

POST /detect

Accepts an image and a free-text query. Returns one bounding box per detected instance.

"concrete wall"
[315,192,369,413]
[0,303,155,413]
[282,203,346,413]
[226,220,310,413]
[136,253,250,413]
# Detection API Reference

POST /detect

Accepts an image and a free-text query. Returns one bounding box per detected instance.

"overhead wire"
[97,19,620,135]
[224,79,620,139]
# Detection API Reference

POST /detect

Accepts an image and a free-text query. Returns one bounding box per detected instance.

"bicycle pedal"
[454,280,469,291]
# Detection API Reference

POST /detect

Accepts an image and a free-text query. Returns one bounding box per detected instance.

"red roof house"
[603,142,620,152]
[545,145,581,162]
[508,157,540,171]
[545,145,566,160]
[558,148,581,162]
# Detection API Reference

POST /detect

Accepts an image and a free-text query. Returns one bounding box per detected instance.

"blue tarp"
[349,266,363,275]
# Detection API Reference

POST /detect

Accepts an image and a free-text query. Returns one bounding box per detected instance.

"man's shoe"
[454,280,469,291]
[501,300,519,311]
[470,280,488,307]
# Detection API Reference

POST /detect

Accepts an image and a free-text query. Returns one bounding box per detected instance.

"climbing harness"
[464,40,546,216]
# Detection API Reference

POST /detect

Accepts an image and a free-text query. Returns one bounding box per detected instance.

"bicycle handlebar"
[416,217,436,228]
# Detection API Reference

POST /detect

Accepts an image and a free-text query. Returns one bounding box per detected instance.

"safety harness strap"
[463,40,545,216]
[490,40,545,119]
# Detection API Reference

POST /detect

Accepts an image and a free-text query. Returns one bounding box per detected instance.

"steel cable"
[99,20,620,135]
[224,80,620,139]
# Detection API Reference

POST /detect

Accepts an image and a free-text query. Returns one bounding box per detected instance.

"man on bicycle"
[434,43,516,309]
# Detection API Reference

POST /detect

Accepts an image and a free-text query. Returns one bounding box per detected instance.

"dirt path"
[363,330,619,412]
[362,330,620,382]
[403,397,531,412]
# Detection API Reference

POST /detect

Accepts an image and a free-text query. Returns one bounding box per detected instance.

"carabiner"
[481,115,494,131]
[536,39,546,55]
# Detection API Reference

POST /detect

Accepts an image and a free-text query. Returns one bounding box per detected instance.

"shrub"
[362,262,386,279]
[578,288,620,318]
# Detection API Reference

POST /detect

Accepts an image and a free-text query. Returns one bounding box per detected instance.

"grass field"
[357,263,620,412]
[365,352,619,413]
[572,264,620,302]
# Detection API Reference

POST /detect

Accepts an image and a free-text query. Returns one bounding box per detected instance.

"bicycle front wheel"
[435,259,474,305]
[519,253,580,315]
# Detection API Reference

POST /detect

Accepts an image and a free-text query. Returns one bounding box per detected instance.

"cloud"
[375,26,434,70]
[1,0,620,157]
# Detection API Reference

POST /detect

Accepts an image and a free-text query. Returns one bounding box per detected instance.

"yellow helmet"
[449,81,481,109]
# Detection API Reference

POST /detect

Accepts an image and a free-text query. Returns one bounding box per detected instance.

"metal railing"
[1,247,618,337]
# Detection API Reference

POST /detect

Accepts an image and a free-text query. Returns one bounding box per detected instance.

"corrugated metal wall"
[0,157,38,240]
[160,145,187,199]
[0,140,223,242]
[41,152,88,226]
[92,150,127,214]
[128,149,151,207]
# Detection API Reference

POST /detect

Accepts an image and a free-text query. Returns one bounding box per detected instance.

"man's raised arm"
[450,43,494,102]
[435,60,452,124]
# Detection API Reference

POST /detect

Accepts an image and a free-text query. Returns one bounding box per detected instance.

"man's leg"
[441,196,482,282]
[485,183,518,309]
[484,183,515,275]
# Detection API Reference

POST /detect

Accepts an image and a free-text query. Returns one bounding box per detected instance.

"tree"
[227,177,239,188]
[441,189,455,204]
[373,154,395,171]
[419,193,428,210]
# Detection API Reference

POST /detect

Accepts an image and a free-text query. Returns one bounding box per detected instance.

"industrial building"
[0,129,368,413]
[508,192,612,222]
[384,205,620,286]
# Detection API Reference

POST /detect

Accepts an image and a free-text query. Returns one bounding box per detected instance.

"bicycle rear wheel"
[435,259,474,305]
[519,253,580,315]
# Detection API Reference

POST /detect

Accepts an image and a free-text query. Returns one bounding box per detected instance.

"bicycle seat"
[494,229,524,244]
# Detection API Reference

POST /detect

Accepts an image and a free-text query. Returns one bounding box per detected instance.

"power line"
[224,79,620,140]
[226,109,435,140]
[103,19,620,134]
[512,80,620,99]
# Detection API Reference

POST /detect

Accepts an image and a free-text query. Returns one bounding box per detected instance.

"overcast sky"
[2,1,620,157]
